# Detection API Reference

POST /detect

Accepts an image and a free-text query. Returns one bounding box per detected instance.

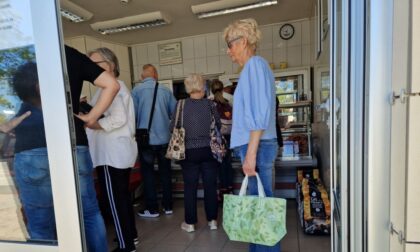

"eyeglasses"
[227,37,242,49]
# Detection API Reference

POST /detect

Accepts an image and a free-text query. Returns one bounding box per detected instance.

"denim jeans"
[139,144,173,211]
[234,139,281,252]
[14,147,107,251]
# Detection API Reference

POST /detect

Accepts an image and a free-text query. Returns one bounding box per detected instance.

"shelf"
[276,155,317,167]
[278,100,312,108]
[276,90,298,95]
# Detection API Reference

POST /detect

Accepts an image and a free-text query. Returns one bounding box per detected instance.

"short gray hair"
[223,18,261,51]
[184,74,205,94]
[88,47,120,77]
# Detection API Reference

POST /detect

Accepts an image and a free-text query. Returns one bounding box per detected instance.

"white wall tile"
[115,45,129,72]
[85,37,101,52]
[259,49,273,64]
[135,45,148,64]
[183,59,195,75]
[219,33,227,55]
[70,38,86,53]
[272,24,287,49]
[195,57,207,74]
[287,22,302,47]
[206,33,219,57]
[260,26,273,50]
[100,41,116,52]
[220,55,233,75]
[273,47,287,66]
[182,38,194,60]
[132,64,139,82]
[159,65,172,79]
[194,37,206,58]
[207,56,220,73]
[302,45,311,66]
[171,64,184,78]
[287,46,302,67]
[147,44,159,63]
[119,70,132,90]
[301,20,311,45]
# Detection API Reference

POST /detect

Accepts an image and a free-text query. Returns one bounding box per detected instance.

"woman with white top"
[86,47,138,252]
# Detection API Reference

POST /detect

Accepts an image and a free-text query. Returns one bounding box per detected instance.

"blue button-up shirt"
[230,56,277,149]
[132,77,177,145]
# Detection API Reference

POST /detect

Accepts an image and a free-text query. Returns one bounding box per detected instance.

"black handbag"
[136,83,159,148]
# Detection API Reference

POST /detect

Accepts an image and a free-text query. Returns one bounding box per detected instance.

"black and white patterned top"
[170,98,221,150]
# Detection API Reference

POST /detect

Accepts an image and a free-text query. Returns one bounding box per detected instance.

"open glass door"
[331,0,349,251]
[0,0,85,251]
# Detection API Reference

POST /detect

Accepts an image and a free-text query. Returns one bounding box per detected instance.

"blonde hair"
[184,74,205,94]
[223,18,262,51]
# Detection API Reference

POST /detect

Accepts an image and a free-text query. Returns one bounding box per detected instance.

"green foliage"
[0,45,35,80]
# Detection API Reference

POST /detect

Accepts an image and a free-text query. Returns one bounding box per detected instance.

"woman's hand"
[0,111,31,133]
[242,153,257,176]
[74,113,102,130]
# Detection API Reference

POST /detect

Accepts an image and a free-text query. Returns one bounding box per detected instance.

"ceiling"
[62,0,315,45]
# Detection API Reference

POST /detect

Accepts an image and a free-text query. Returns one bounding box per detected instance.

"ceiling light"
[60,0,93,23]
[90,11,171,35]
[191,0,278,19]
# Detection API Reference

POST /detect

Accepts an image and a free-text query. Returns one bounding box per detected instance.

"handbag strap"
[147,82,159,131]
[173,99,185,129]
[239,174,266,197]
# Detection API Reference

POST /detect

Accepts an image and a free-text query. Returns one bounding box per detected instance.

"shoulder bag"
[136,82,158,149]
[165,99,185,160]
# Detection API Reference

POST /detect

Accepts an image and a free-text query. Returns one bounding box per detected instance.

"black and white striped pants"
[96,165,137,251]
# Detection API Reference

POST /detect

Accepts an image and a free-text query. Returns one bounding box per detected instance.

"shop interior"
[0,0,332,251]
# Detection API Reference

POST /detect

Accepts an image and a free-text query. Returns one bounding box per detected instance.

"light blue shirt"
[131,77,177,145]
[230,56,277,149]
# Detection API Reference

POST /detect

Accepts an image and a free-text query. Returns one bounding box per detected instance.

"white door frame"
[0,0,85,251]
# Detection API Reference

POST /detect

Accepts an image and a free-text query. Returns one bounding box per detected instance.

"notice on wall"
[0,0,33,50]
[158,42,182,66]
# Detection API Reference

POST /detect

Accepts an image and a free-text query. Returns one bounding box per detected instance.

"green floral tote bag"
[223,174,287,246]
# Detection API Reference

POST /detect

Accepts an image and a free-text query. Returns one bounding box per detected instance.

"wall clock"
[279,23,294,40]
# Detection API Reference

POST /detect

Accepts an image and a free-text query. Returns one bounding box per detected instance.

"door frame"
[0,1,84,251]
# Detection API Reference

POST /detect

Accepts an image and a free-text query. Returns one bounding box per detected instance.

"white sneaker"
[163,208,173,215]
[208,220,218,230]
[181,222,195,232]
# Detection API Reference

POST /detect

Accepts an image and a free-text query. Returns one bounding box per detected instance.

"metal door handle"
[391,88,420,105]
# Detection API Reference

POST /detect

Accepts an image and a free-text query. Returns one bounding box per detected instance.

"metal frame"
[0,0,84,251]
[349,0,366,251]
[365,0,394,251]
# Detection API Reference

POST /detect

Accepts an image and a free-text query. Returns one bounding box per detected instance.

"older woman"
[223,19,280,251]
[171,74,221,233]
[86,48,138,252]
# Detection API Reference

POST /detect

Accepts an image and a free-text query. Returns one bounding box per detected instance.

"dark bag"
[209,102,227,163]
[135,83,159,149]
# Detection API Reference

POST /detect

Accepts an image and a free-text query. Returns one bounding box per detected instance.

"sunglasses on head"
[227,37,242,49]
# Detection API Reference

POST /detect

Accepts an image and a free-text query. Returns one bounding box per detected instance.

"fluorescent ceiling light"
[191,0,278,19]
[60,0,93,23]
[90,11,171,35]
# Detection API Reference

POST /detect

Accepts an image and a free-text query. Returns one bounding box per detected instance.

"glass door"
[0,0,84,251]
[331,0,349,251]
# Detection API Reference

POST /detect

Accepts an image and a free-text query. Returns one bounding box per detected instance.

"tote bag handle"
[238,173,266,197]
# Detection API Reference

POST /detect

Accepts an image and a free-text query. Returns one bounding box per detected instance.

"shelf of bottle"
[276,90,298,95]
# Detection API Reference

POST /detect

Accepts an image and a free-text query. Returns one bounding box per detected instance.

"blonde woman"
[171,74,221,232]
[223,19,280,251]
[86,48,138,252]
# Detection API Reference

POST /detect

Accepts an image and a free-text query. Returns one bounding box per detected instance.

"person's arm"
[243,130,263,176]
[241,58,274,176]
[86,94,127,131]
[76,71,120,127]
[0,111,31,133]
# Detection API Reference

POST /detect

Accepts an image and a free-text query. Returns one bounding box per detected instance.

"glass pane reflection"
[0,0,57,245]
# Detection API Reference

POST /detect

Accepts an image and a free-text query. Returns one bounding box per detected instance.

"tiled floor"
[106,199,330,252]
